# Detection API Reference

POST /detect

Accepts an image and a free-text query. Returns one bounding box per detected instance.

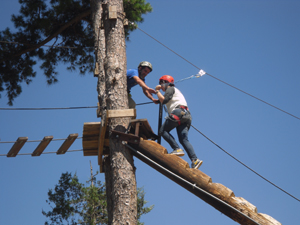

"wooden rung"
[7,137,28,157]
[107,109,136,119]
[57,133,78,155]
[32,136,53,156]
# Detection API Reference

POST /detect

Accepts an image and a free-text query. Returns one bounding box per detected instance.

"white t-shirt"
[163,86,188,114]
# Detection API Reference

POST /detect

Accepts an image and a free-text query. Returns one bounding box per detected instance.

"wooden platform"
[82,122,109,156]
[82,118,157,157]
[82,118,158,172]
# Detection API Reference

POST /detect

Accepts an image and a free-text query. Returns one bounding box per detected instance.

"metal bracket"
[111,130,140,145]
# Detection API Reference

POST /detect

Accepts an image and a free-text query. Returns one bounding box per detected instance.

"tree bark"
[91,0,137,224]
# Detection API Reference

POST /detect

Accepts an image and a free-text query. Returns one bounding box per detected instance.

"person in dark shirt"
[127,61,158,108]
[155,75,203,169]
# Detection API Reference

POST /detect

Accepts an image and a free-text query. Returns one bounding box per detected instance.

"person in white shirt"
[155,75,203,169]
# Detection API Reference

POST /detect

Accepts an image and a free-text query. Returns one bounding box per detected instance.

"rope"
[191,124,300,203]
[160,104,300,202]
[133,23,300,121]
[0,149,83,157]
[0,102,153,111]
[0,137,82,144]
[0,106,97,110]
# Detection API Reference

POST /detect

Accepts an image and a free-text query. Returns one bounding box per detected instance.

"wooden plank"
[107,109,136,119]
[7,137,28,157]
[98,108,136,119]
[99,113,109,172]
[57,133,78,155]
[83,149,98,156]
[82,122,110,157]
[32,136,53,156]
[83,122,101,131]
[83,139,110,156]
[83,138,110,150]
[129,119,158,140]
[135,122,140,136]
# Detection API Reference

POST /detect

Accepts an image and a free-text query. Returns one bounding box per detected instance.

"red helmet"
[159,75,174,84]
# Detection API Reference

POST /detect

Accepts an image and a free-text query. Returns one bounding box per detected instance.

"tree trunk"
[91,0,137,224]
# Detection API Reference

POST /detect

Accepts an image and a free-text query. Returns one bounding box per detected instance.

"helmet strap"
[162,83,170,89]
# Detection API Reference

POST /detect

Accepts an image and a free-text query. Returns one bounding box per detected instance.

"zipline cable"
[133,23,300,121]
[160,105,300,202]
[191,124,300,203]
[0,102,153,111]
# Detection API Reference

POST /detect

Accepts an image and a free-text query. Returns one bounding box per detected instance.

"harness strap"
[178,105,189,111]
[171,114,181,125]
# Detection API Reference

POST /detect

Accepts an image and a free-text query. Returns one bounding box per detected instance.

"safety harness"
[169,105,189,125]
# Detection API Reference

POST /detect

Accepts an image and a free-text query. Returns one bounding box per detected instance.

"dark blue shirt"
[127,69,146,93]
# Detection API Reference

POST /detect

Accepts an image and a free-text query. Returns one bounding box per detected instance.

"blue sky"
[1,0,300,224]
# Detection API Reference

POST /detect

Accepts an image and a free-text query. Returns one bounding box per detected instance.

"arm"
[133,76,158,102]
[155,85,165,104]
[155,85,175,104]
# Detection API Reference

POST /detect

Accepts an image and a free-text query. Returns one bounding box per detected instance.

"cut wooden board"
[32,136,53,156]
[7,137,28,157]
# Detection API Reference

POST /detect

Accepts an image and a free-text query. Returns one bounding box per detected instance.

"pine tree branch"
[1,9,92,64]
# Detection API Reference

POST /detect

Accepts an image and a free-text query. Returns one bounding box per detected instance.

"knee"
[158,128,164,136]
[179,135,189,145]
[178,138,185,146]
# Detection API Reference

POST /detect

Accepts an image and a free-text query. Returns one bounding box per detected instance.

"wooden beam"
[97,107,136,119]
[98,112,109,172]
[7,137,28,157]
[134,122,140,136]
[32,136,53,156]
[107,108,136,119]
[56,133,78,155]
[130,139,281,225]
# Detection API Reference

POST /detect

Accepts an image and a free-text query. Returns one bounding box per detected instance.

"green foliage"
[0,0,152,105]
[42,172,153,225]
[137,187,154,225]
